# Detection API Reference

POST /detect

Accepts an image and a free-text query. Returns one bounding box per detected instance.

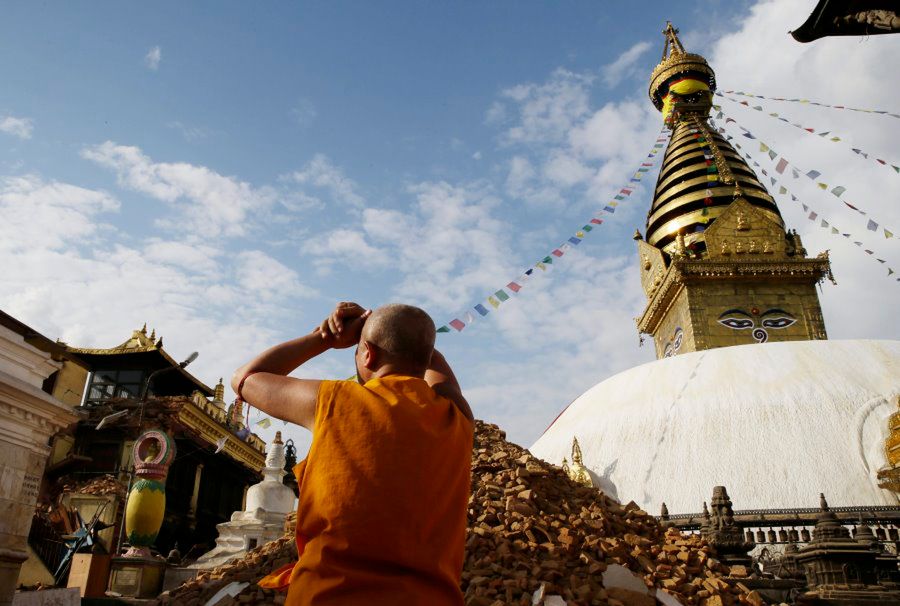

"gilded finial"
[819,493,829,511]
[274,431,283,444]
[156,336,163,348]
[141,323,147,335]
[149,328,156,341]
[633,229,643,241]
[572,436,584,464]
[662,21,685,58]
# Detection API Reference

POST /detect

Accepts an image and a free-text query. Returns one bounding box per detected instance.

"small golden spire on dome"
[274,431,283,444]
[633,229,644,241]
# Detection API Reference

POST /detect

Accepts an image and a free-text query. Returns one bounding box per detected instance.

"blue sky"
[2,0,898,456]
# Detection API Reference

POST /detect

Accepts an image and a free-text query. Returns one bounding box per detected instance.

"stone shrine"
[190,432,296,569]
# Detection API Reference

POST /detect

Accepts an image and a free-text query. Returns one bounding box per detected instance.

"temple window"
[85,369,147,405]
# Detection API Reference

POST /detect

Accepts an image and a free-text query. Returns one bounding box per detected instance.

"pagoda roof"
[66,325,214,396]
[791,0,900,42]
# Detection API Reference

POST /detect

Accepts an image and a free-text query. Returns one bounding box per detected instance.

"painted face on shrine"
[717,308,797,343]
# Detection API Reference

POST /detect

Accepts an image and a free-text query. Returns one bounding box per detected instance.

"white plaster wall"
[530,339,900,515]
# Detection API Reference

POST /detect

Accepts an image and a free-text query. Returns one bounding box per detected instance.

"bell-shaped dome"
[530,339,900,514]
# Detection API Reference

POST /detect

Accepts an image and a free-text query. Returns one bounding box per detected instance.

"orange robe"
[283,375,473,605]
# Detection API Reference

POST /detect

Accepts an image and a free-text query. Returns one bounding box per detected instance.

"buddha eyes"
[718,318,754,329]
[761,317,796,329]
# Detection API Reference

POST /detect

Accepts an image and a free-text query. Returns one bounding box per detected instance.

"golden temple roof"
[66,324,214,396]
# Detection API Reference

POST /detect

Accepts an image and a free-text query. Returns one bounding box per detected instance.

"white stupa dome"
[529,339,900,515]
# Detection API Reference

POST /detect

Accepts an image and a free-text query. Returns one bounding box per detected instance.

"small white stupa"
[190,431,296,569]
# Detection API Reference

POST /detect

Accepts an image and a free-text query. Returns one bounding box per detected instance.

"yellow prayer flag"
[488,296,500,309]
[817,183,827,190]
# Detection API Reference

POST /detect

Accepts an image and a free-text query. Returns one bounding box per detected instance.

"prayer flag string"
[717,90,900,120]
[730,141,899,283]
[712,111,897,242]
[435,127,671,334]
[714,96,899,175]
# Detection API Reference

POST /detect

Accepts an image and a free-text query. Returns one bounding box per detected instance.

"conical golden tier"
[646,119,783,253]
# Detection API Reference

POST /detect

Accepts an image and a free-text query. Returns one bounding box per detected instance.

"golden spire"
[644,23,783,256]
[661,21,685,58]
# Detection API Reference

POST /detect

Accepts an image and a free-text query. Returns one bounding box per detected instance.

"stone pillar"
[188,463,204,523]
[0,324,77,605]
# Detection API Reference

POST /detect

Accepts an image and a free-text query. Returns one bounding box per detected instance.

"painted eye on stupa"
[672,327,684,351]
[664,343,674,357]
[760,309,797,329]
[718,317,754,330]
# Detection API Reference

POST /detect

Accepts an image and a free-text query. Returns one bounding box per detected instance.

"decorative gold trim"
[651,175,774,212]
[654,162,766,197]
[648,188,777,231]
[649,57,715,108]
[637,257,833,333]
[177,402,265,472]
[648,208,725,246]
[649,205,784,247]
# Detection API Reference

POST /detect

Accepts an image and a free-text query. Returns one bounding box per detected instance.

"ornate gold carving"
[736,211,749,231]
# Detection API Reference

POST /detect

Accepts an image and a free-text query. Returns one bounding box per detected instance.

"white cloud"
[500,68,593,145]
[233,250,317,301]
[81,141,277,237]
[301,228,390,273]
[145,46,161,70]
[0,116,34,140]
[0,174,118,252]
[290,98,317,128]
[602,40,652,87]
[286,154,364,208]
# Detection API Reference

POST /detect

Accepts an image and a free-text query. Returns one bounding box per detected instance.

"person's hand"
[317,302,371,349]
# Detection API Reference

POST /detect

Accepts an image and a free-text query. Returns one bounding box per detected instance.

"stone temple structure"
[530,22,899,538]
[190,432,296,569]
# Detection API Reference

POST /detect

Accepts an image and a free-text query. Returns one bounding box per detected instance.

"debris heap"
[159,421,756,606]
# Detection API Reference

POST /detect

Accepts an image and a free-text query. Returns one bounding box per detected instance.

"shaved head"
[361,304,436,372]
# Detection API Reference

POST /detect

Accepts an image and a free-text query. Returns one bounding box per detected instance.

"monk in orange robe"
[233,302,474,605]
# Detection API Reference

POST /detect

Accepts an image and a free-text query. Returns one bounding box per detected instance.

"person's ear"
[361,340,377,370]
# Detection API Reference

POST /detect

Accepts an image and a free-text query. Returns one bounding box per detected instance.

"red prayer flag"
[775,158,788,174]
[590,218,603,225]
[449,319,465,331]
[551,249,564,257]
[506,282,522,293]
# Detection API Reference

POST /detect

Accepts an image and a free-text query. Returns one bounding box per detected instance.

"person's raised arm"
[231,302,369,430]
[425,349,474,423]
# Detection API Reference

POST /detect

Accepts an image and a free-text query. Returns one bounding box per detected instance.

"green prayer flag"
[437,325,450,333]
[494,290,510,302]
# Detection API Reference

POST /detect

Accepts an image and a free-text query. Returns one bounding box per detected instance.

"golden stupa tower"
[636,23,834,359]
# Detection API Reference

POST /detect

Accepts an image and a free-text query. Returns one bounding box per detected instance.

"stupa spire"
[634,23,832,359]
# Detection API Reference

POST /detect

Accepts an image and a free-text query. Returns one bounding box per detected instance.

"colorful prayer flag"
[831,186,846,197]
[494,290,510,302]
[506,282,521,293]
[551,249,563,257]
[806,170,821,179]
[474,304,489,316]
[256,417,272,429]
[437,325,450,333]
[867,220,878,231]
[568,237,581,245]
[488,296,500,309]
[775,159,788,174]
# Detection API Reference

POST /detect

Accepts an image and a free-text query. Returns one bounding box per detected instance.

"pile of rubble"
[56,473,126,498]
[159,421,760,606]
